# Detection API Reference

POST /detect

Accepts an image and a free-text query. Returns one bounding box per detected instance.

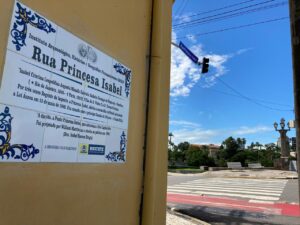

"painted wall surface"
[0,0,167,225]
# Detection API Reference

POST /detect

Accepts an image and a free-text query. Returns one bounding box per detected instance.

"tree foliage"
[221,136,239,159]
[185,145,215,167]
[168,136,281,169]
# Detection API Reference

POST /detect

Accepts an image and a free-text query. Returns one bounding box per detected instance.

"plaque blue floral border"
[113,63,132,98]
[0,107,40,161]
[105,131,126,162]
[10,2,56,51]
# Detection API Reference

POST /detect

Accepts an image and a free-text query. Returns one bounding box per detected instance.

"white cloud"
[173,13,193,24]
[170,120,201,128]
[171,31,232,96]
[186,34,197,43]
[170,32,203,97]
[201,53,230,87]
[173,128,220,144]
[236,48,253,55]
[170,122,273,145]
[201,48,252,88]
[232,126,273,135]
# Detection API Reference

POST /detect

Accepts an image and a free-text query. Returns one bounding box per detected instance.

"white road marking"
[192,191,280,201]
[168,186,281,196]
[172,184,284,192]
[249,200,275,204]
[168,178,287,203]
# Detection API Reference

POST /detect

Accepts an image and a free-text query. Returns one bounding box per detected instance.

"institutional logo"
[79,144,105,155]
[79,144,89,154]
[78,43,97,63]
[88,145,105,155]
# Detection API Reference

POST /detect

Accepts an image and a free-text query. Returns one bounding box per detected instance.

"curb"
[167,206,211,225]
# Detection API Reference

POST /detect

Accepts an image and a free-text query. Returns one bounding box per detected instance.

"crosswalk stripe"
[168,189,192,193]
[187,181,287,186]
[187,178,287,184]
[173,184,284,192]
[187,180,287,185]
[168,178,287,202]
[183,182,286,189]
[191,178,287,183]
[249,200,275,204]
[168,189,280,201]
[192,191,279,201]
[175,181,286,187]
[168,186,281,196]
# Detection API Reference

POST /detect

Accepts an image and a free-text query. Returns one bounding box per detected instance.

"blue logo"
[88,145,105,155]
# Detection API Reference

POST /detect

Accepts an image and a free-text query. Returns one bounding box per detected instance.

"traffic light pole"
[289,0,300,203]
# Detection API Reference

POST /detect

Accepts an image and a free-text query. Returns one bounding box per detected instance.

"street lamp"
[168,133,174,148]
[273,122,278,130]
[274,118,290,157]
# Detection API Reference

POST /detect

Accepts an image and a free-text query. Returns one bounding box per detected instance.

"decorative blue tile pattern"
[0,107,40,161]
[105,131,126,162]
[113,63,132,97]
[10,2,56,51]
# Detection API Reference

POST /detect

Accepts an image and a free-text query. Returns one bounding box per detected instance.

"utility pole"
[289,0,300,203]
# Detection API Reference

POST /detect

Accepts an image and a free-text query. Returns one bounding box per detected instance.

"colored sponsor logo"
[88,145,105,155]
[79,144,89,154]
[79,144,105,155]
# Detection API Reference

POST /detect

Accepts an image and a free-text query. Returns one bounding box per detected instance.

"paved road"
[167,174,300,225]
[281,180,300,203]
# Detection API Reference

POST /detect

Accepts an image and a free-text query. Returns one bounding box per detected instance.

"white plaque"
[0,1,132,163]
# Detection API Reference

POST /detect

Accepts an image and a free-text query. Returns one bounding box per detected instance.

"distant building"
[191,144,220,159]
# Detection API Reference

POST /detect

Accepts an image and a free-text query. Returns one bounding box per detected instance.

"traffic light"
[202,57,209,74]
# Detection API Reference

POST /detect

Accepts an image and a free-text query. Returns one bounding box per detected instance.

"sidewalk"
[169,169,298,179]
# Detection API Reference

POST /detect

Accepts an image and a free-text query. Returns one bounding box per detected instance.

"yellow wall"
[0,0,172,225]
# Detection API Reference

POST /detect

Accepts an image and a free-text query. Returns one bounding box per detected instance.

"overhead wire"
[173,0,261,21]
[173,1,288,30]
[174,0,186,16]
[172,1,292,112]
[173,0,276,27]
[207,88,293,107]
[176,0,189,17]
[175,16,289,40]
[214,76,294,112]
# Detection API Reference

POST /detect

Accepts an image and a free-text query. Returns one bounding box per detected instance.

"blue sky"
[170,0,295,146]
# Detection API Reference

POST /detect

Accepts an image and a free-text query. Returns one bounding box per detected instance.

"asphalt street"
[281,180,300,203]
[167,173,300,225]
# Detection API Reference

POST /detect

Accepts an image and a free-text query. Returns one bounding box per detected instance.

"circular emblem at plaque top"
[78,44,97,63]
[78,43,88,58]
